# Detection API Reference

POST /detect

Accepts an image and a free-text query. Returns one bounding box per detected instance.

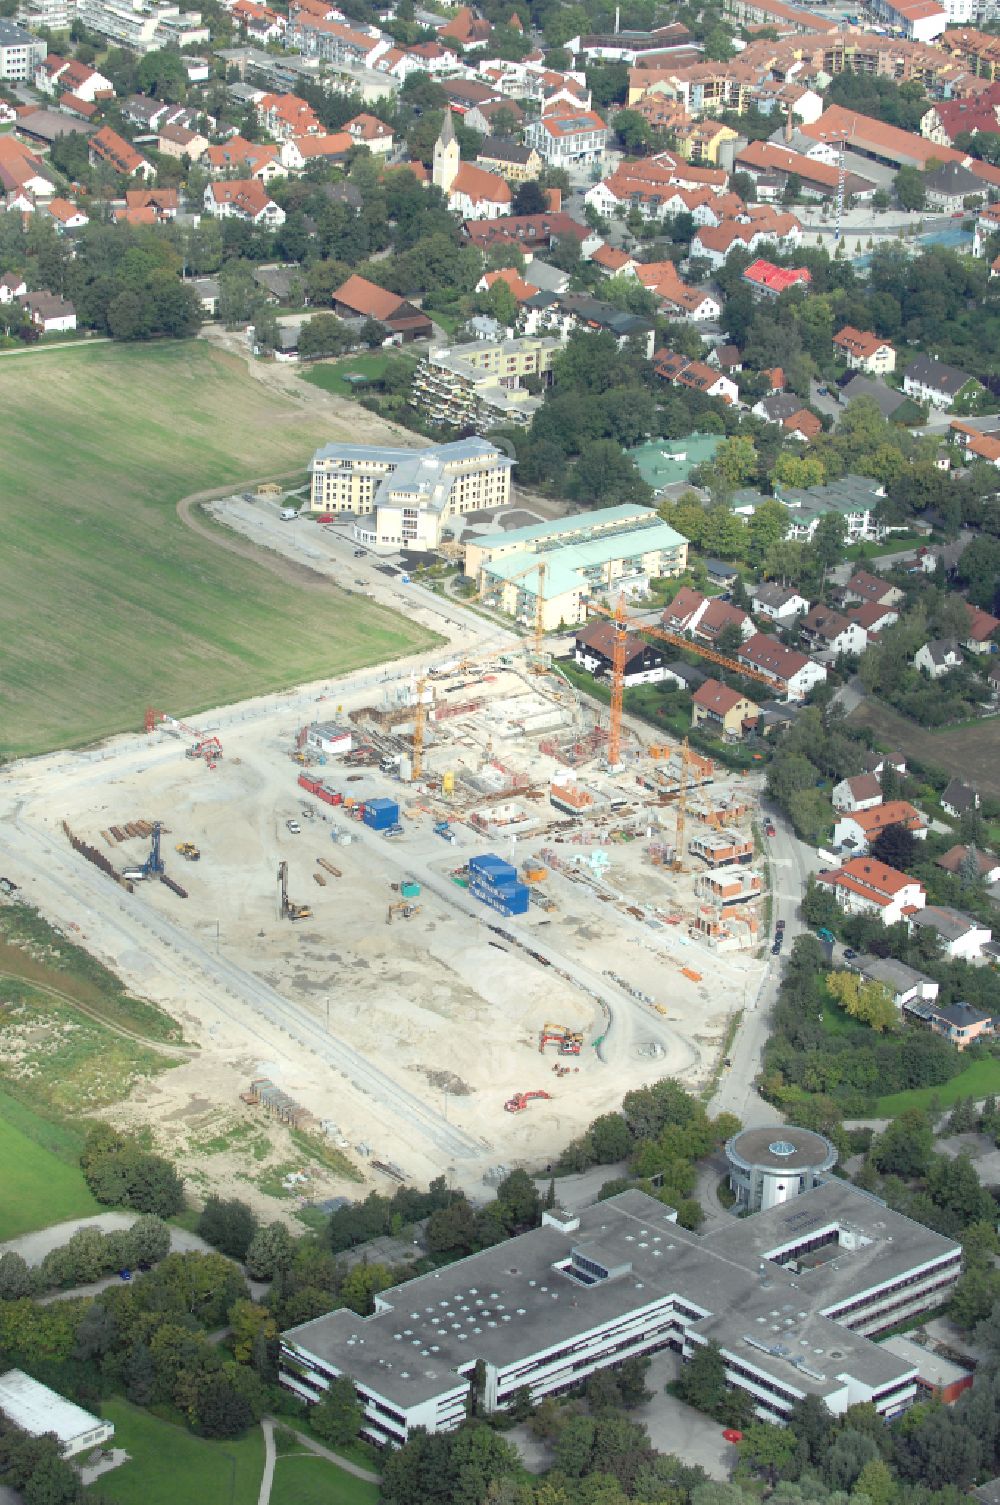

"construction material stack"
[468,853,530,917]
[363,798,399,831]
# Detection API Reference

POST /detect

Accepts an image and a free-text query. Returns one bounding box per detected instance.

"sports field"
[0,342,435,758]
[0,1091,99,1240]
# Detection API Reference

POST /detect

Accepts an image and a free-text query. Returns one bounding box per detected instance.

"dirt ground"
[848,700,1000,798]
[2,654,765,1220]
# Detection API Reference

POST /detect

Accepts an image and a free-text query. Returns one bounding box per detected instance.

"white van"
[279,507,299,521]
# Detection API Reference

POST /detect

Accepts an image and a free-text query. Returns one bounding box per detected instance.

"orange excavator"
[539,1023,584,1056]
[504,1090,552,1113]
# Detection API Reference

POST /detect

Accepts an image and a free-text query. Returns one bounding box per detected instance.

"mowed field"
[0,342,435,758]
[0,1091,99,1240]
[848,699,1000,800]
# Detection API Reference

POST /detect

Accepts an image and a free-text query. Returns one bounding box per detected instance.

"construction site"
[1,600,771,1214]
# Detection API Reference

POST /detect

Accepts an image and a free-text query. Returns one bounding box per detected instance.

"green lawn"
[0,342,436,758]
[301,352,416,399]
[269,1452,379,1505]
[875,1056,1000,1117]
[0,1091,99,1239]
[87,1402,265,1505]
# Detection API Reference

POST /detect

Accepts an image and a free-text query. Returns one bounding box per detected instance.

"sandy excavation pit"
[8,661,766,1210]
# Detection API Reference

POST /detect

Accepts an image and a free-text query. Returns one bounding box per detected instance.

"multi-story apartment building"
[466,505,688,631]
[75,0,207,52]
[524,107,607,165]
[308,438,513,550]
[0,19,44,82]
[280,1182,961,1444]
[412,338,560,431]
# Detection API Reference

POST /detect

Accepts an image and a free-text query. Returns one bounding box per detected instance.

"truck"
[816,927,835,944]
[434,820,456,844]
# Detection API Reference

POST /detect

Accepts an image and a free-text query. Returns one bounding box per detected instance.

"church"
[432,109,512,220]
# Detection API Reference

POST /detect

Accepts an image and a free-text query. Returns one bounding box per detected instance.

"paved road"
[709,805,822,1127]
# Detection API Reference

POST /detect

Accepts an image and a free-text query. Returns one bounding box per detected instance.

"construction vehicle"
[386,902,421,924]
[146,710,224,769]
[277,861,312,922]
[175,842,200,861]
[504,1090,552,1113]
[434,820,456,844]
[142,821,165,877]
[538,1023,583,1055]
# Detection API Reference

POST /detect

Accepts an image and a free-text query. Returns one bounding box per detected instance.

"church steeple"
[433,107,459,196]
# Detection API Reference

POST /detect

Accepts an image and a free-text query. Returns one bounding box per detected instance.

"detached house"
[20,289,76,332]
[833,800,928,855]
[915,639,963,678]
[832,326,896,375]
[573,621,667,685]
[832,773,883,813]
[737,632,827,701]
[331,273,433,341]
[936,845,1000,885]
[691,680,760,740]
[842,571,903,609]
[903,354,981,411]
[344,113,394,156]
[799,604,867,656]
[751,583,809,623]
[818,857,926,926]
[961,600,1000,654]
[942,779,979,820]
[204,179,286,227]
[908,905,992,961]
[695,598,754,648]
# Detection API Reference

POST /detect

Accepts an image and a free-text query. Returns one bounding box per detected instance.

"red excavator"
[504,1090,552,1113]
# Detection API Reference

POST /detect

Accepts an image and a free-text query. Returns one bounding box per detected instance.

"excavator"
[175,842,201,862]
[386,903,421,925]
[538,1024,584,1056]
[277,861,312,922]
[504,1090,552,1113]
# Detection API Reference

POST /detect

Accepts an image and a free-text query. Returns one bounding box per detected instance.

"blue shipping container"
[364,798,400,831]
[469,876,530,917]
[469,853,512,879]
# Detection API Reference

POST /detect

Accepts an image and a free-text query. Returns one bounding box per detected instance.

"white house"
[204,179,286,227]
[19,290,76,332]
[903,354,977,411]
[818,857,926,926]
[908,904,992,960]
[750,583,809,623]
[832,801,928,855]
[941,778,979,819]
[832,773,883,813]
[799,604,868,657]
[915,639,963,679]
[737,632,826,701]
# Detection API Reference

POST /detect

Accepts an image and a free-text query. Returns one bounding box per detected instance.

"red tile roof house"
[817,857,927,925]
[961,598,1000,654]
[204,180,286,228]
[842,570,904,609]
[832,324,897,375]
[204,137,285,182]
[345,112,394,155]
[741,258,812,297]
[832,800,928,855]
[331,273,432,341]
[694,598,754,647]
[125,187,178,221]
[663,586,711,634]
[88,127,154,182]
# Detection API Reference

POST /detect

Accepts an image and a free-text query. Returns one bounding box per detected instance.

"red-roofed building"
[60,95,98,120]
[742,258,812,297]
[439,5,492,46]
[256,92,323,142]
[35,54,113,102]
[817,857,926,923]
[834,801,928,854]
[232,0,287,41]
[88,127,154,181]
[591,243,636,275]
[695,598,754,648]
[461,211,594,252]
[204,179,286,227]
[331,273,433,341]
[345,113,394,156]
[204,137,285,182]
[281,132,353,170]
[691,215,802,269]
[691,679,760,739]
[45,195,88,231]
[652,347,739,403]
[125,188,178,221]
[961,598,1000,653]
[663,587,709,634]
[475,266,539,304]
[833,325,897,374]
[524,107,608,165]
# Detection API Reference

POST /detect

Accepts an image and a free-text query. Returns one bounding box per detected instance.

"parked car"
[844,947,857,960]
[316,512,336,523]
[764,821,776,837]
[771,942,782,954]
[776,919,785,931]
[286,819,301,834]
[353,549,366,557]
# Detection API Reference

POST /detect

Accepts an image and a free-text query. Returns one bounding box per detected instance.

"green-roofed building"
[627,434,723,495]
[463,503,688,631]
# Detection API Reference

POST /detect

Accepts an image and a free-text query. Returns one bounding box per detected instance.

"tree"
[193,1371,254,1439]
[512,180,547,216]
[0,1253,37,1301]
[738,1421,797,1485]
[297,312,351,360]
[811,511,847,573]
[569,442,652,507]
[871,1109,934,1178]
[588,1112,633,1163]
[825,971,897,1032]
[895,166,926,211]
[312,1376,363,1445]
[340,1261,393,1316]
[613,109,652,154]
[229,1299,277,1365]
[677,1341,728,1418]
[136,48,187,100]
[197,1196,258,1260]
[870,822,917,872]
[245,1222,293,1281]
[496,1168,540,1230]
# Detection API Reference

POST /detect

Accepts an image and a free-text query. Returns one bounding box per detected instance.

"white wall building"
[0,1371,115,1458]
[0,19,44,81]
[281,1182,961,1442]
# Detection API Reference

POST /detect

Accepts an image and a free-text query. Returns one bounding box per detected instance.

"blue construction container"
[468,874,530,917]
[469,853,517,884]
[363,797,400,831]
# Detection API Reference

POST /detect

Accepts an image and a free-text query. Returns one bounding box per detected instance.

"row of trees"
[81,1125,184,1219]
[0,1216,170,1299]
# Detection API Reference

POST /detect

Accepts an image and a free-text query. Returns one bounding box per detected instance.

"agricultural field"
[848,697,1000,801]
[0,342,435,758]
[0,1091,99,1240]
[86,1402,265,1505]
